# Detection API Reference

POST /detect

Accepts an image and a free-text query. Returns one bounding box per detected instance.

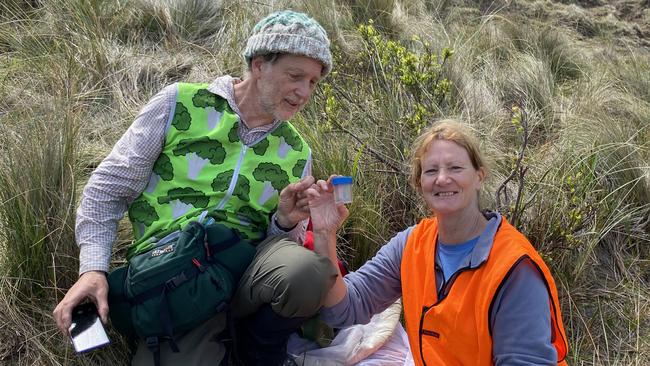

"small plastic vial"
[331,176,353,204]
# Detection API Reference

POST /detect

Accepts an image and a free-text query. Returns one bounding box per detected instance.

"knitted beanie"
[243,10,332,76]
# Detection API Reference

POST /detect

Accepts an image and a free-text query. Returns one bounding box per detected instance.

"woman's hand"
[306,176,349,234]
[307,176,350,307]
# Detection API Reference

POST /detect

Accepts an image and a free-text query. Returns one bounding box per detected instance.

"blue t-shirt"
[437,237,479,281]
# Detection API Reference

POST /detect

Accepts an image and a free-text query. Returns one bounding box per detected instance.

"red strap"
[303,218,315,250]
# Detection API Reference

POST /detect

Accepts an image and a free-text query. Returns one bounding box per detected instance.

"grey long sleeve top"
[320,212,558,365]
[77,76,309,274]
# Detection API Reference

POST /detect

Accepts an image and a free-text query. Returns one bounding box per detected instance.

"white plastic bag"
[355,324,413,366]
[287,299,414,366]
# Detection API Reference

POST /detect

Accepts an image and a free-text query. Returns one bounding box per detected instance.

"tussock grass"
[0,102,80,296]
[0,276,131,364]
[1,0,649,364]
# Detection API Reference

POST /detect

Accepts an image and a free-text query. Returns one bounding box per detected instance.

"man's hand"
[306,176,349,234]
[53,270,109,336]
[275,175,316,229]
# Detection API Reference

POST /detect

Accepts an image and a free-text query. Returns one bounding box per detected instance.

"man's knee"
[233,237,338,318]
[268,244,338,318]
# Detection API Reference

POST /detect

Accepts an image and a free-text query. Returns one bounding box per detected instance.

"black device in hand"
[69,302,110,353]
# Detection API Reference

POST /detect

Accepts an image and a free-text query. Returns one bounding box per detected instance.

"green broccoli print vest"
[126,82,311,258]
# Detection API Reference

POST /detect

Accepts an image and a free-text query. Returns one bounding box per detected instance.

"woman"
[307,120,569,365]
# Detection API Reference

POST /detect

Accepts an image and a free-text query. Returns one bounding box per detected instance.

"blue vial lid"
[331,176,353,185]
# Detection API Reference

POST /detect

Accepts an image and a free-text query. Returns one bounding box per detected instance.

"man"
[53,10,339,366]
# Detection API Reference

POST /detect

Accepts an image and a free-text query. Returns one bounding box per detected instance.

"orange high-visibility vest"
[401,216,569,366]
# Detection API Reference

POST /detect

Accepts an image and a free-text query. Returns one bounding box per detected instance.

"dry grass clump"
[0,277,131,364]
[1,0,648,364]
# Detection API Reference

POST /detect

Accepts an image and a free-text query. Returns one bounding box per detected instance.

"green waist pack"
[107,221,255,358]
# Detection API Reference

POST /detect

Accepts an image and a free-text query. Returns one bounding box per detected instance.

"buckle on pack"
[165,272,187,291]
[145,336,160,352]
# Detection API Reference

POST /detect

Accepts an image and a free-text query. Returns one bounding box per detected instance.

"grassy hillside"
[0,0,648,364]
